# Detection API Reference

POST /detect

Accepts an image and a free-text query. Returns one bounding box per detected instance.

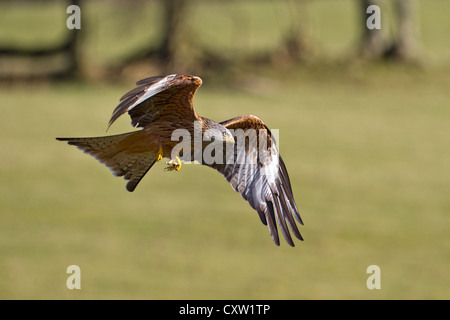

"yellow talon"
[156,147,163,162]
[174,156,182,171]
[165,156,182,172]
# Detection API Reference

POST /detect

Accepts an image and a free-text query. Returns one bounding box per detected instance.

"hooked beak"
[224,136,235,143]
[223,130,235,143]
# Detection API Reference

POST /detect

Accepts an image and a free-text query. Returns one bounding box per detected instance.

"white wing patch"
[126,74,177,112]
[260,149,279,187]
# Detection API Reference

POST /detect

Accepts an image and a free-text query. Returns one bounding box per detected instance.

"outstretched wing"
[108,74,202,128]
[209,115,303,246]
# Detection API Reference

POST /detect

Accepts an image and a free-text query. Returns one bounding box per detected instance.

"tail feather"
[56,130,158,192]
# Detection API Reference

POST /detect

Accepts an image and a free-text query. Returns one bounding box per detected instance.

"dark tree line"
[0,0,81,81]
[0,0,420,81]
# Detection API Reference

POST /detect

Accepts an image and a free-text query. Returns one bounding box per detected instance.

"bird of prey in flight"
[57,74,303,246]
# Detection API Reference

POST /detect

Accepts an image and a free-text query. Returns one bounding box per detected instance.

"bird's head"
[203,122,234,144]
[222,128,235,143]
[178,74,203,87]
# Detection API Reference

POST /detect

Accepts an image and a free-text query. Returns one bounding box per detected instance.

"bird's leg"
[156,147,163,162]
[165,156,182,172]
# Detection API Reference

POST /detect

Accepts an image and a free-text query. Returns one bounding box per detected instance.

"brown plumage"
[57,74,303,246]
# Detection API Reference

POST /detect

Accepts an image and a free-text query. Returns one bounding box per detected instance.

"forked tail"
[56,130,159,191]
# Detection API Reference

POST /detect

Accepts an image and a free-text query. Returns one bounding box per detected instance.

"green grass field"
[1,0,449,299]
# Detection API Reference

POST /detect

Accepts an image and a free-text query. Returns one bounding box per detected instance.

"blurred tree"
[159,0,188,67]
[118,0,193,74]
[117,0,311,76]
[252,0,310,65]
[358,0,419,62]
[64,0,82,78]
[389,0,419,61]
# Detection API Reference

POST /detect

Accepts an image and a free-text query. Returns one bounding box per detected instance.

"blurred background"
[0,0,449,299]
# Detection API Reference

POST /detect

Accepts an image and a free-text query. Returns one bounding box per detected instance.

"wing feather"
[265,201,280,246]
[109,74,202,129]
[209,115,303,246]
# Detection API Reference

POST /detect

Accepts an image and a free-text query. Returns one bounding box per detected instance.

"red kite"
[57,74,303,246]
